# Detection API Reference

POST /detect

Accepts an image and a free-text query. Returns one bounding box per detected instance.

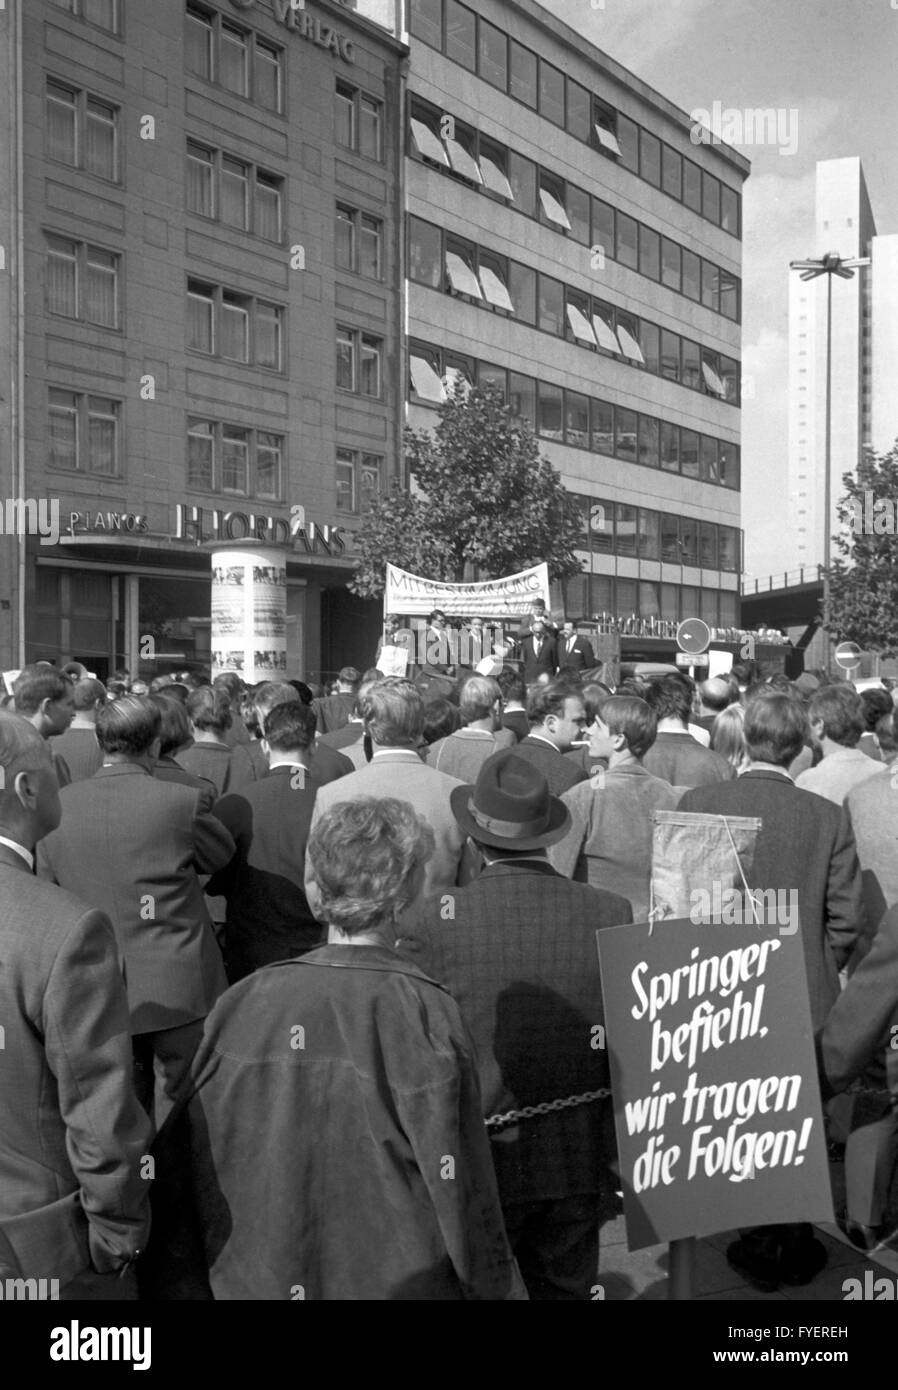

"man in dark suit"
[12,663,75,787]
[517,617,558,684]
[38,696,236,1126]
[512,680,589,796]
[311,667,360,735]
[51,677,105,783]
[642,671,734,787]
[207,702,325,983]
[399,750,632,1299]
[557,622,595,674]
[229,681,352,790]
[0,712,151,1295]
[678,691,865,1292]
[420,609,456,677]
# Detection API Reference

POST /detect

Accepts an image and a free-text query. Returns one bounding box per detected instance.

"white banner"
[384,562,551,618]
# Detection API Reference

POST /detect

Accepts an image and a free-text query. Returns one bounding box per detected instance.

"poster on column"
[595,916,833,1251]
[211,548,287,683]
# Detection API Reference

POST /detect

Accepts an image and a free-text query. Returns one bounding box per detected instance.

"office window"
[683,159,702,213]
[336,81,356,148]
[640,130,661,187]
[255,171,282,242]
[565,390,590,448]
[718,525,738,571]
[255,301,282,371]
[443,118,481,184]
[256,431,282,500]
[360,455,382,513]
[617,578,637,615]
[443,352,474,398]
[508,152,537,216]
[254,40,282,113]
[222,426,249,494]
[477,362,507,400]
[48,389,78,470]
[85,98,117,179]
[660,330,680,383]
[639,581,661,618]
[84,246,118,328]
[409,100,449,167]
[661,236,681,291]
[592,198,615,261]
[538,275,564,336]
[567,184,591,245]
[339,205,381,278]
[616,212,638,270]
[661,145,682,200]
[46,82,77,165]
[720,184,740,236]
[539,170,570,231]
[53,0,120,32]
[187,419,215,489]
[49,389,119,474]
[639,225,660,281]
[719,590,738,625]
[336,448,356,512]
[718,441,740,489]
[47,82,118,180]
[567,80,592,142]
[639,510,660,560]
[186,4,214,80]
[409,343,445,404]
[661,515,681,564]
[336,327,356,391]
[681,339,701,391]
[360,97,383,161]
[566,288,596,346]
[702,172,721,225]
[45,236,77,318]
[616,113,639,173]
[593,100,621,156]
[682,248,701,301]
[187,281,214,353]
[616,407,638,462]
[220,23,249,97]
[446,0,476,70]
[701,259,720,312]
[701,435,720,483]
[186,141,214,217]
[700,589,719,625]
[479,135,513,200]
[591,399,614,456]
[591,575,614,611]
[616,310,645,364]
[616,504,638,556]
[719,270,740,321]
[680,520,698,567]
[336,327,383,398]
[187,144,282,241]
[701,349,727,400]
[86,397,117,475]
[411,0,443,48]
[719,355,740,405]
[641,322,661,375]
[680,429,700,478]
[479,17,507,88]
[359,214,382,279]
[361,335,382,398]
[46,236,119,328]
[509,39,537,107]
[221,156,249,230]
[639,415,660,468]
[221,292,250,362]
[590,498,614,553]
[592,301,620,355]
[338,81,386,160]
[478,249,514,312]
[660,422,679,472]
[445,234,481,299]
[509,372,535,425]
[538,381,563,441]
[539,60,565,127]
[508,262,536,324]
[661,582,679,621]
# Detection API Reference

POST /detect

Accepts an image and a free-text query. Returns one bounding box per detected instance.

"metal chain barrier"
[485,1087,611,1132]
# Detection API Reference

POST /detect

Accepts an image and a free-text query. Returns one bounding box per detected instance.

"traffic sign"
[833,641,862,671]
[676,652,709,667]
[676,618,712,655]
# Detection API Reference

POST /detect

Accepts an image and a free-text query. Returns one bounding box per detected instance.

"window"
[508,153,537,216]
[566,80,592,142]
[257,431,282,500]
[593,100,621,156]
[222,426,249,494]
[720,184,740,236]
[701,349,727,399]
[479,18,507,88]
[702,172,721,225]
[360,97,383,161]
[508,262,536,324]
[360,335,383,398]
[186,144,283,241]
[255,301,282,371]
[641,322,661,375]
[443,352,474,398]
[46,236,119,328]
[49,389,119,474]
[567,184,591,245]
[336,327,383,398]
[565,390,590,448]
[616,408,638,462]
[681,339,701,391]
[700,589,718,625]
[46,81,118,180]
[478,249,514,312]
[719,355,740,405]
[339,205,382,278]
[639,416,660,469]
[617,578,637,615]
[701,259,720,312]
[592,198,615,261]
[590,498,614,553]
[187,281,214,353]
[336,81,356,148]
[700,435,720,484]
[336,448,356,512]
[661,515,681,564]
[254,40,282,113]
[616,504,638,556]
[591,399,614,456]
[660,330,680,383]
[640,581,661,618]
[539,170,570,231]
[186,141,214,217]
[443,118,481,184]
[337,82,383,160]
[221,292,249,364]
[719,441,740,489]
[616,212,638,270]
[187,419,281,495]
[640,130,661,187]
[446,0,476,70]
[639,225,660,281]
[221,156,249,230]
[719,591,738,625]
[255,172,283,242]
[538,275,564,336]
[661,582,679,622]
[538,381,563,441]
[477,362,507,400]
[718,525,738,571]
[479,135,513,200]
[566,289,597,347]
[539,60,565,127]
[409,101,449,167]
[680,520,698,567]
[662,145,682,200]
[719,269,740,321]
[639,510,660,561]
[186,5,214,80]
[616,114,639,173]
[360,455,382,513]
[220,23,249,97]
[411,0,443,48]
[186,6,283,111]
[409,343,445,405]
[683,159,702,214]
[616,310,644,364]
[509,372,535,425]
[187,281,283,370]
[660,422,679,472]
[680,429,701,478]
[592,301,621,355]
[188,418,215,489]
[682,248,701,301]
[445,235,482,299]
[661,236,681,291]
[509,40,538,108]
[52,0,120,32]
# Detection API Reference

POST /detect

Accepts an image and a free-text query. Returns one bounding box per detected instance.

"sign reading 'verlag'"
[384,563,551,618]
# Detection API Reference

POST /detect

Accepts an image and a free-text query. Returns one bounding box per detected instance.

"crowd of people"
[1,621,898,1301]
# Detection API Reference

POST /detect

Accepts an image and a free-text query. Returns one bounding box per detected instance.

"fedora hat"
[450,750,571,851]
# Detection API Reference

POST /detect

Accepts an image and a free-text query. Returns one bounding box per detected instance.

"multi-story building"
[404,0,747,633]
[1,0,406,681]
[787,157,898,573]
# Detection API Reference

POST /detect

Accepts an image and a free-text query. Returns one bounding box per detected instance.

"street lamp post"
[789,252,870,677]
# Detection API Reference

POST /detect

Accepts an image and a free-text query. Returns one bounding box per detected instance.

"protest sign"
[384,562,550,618]
[376,644,409,678]
[597,916,833,1250]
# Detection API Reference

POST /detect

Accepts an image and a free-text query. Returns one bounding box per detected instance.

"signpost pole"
[668,1237,696,1300]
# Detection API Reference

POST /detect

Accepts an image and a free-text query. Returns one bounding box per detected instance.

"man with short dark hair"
[642,672,734,787]
[512,681,589,796]
[229,680,352,789]
[426,675,514,779]
[558,621,595,674]
[311,667,360,734]
[37,696,236,1125]
[207,702,324,983]
[517,616,558,684]
[12,664,75,787]
[796,685,887,804]
[51,677,106,783]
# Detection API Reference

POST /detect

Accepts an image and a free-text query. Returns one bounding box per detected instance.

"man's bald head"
[0,712,50,785]
[698,677,736,715]
[0,711,60,846]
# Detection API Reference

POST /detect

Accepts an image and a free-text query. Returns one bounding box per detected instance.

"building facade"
[404,0,747,633]
[2,0,406,682]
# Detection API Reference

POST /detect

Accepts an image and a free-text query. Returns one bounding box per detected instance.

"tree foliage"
[828,441,898,655]
[349,381,584,597]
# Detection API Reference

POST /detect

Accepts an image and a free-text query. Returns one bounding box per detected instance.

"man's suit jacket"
[556,634,595,673]
[38,764,235,1033]
[311,691,355,735]
[512,735,589,797]
[154,755,217,814]
[51,726,103,784]
[222,712,251,749]
[0,848,151,1282]
[820,902,898,1096]
[518,633,558,683]
[643,731,734,788]
[399,861,633,1205]
[307,749,465,902]
[176,740,233,797]
[228,735,353,792]
[795,747,886,806]
[846,772,898,956]
[318,722,367,769]
[679,769,865,1029]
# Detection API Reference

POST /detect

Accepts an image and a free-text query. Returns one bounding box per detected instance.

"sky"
[542,0,898,578]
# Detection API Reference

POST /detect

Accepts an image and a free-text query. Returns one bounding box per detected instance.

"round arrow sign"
[833,641,862,670]
[676,618,712,655]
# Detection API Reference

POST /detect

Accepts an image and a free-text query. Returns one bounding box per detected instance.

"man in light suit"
[517,617,558,684]
[38,696,236,1126]
[307,678,466,906]
[0,713,150,1295]
[557,621,595,675]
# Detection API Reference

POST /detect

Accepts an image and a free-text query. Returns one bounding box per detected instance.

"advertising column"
[210,540,287,683]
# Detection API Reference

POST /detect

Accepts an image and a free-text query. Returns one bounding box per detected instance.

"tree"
[828,441,898,655]
[349,381,584,597]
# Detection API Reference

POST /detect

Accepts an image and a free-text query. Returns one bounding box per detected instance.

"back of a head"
[263,700,317,754]
[808,685,865,749]
[72,677,107,713]
[582,682,613,725]
[147,692,191,757]
[96,696,162,758]
[600,695,657,759]
[213,671,244,702]
[699,676,735,714]
[644,672,693,726]
[527,679,578,726]
[254,680,301,731]
[13,664,72,716]
[496,666,525,704]
[744,693,809,767]
[361,678,424,747]
[710,704,747,771]
[423,697,462,745]
[187,685,232,736]
[459,675,500,725]
[307,796,434,934]
[876,709,898,757]
[861,687,892,731]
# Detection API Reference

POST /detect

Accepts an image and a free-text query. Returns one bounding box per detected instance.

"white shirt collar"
[527,732,560,751]
[0,834,34,870]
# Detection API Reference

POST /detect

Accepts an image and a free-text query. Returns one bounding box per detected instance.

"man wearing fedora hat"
[399,750,632,1300]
